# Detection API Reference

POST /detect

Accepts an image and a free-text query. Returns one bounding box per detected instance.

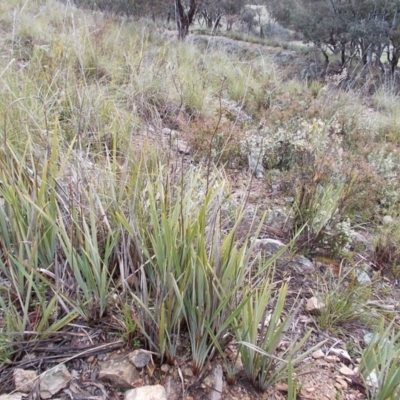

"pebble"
[129,349,152,368]
[339,365,355,376]
[182,367,193,377]
[329,348,352,362]
[335,377,348,389]
[306,297,325,312]
[160,364,170,373]
[275,383,288,392]
[312,350,325,359]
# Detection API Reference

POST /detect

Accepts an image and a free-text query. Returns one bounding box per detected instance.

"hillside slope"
[0,1,400,399]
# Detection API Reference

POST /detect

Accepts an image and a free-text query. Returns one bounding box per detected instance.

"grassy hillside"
[1,0,400,398]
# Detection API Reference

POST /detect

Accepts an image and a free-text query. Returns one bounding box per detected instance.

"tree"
[175,0,197,40]
[265,0,400,74]
[197,0,247,31]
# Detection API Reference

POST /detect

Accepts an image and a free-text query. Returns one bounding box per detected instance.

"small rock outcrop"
[125,384,167,400]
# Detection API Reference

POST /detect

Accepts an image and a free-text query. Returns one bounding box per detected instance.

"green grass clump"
[313,266,373,334]
[360,318,400,400]
[238,278,324,391]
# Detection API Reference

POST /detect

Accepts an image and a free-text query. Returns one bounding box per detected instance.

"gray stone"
[357,270,372,285]
[248,153,264,178]
[128,349,152,368]
[254,238,287,256]
[125,385,167,400]
[364,332,374,345]
[99,354,141,389]
[40,364,72,399]
[13,368,37,393]
[288,255,315,273]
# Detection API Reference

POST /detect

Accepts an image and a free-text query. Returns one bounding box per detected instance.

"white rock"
[125,385,167,400]
[329,348,352,362]
[13,369,37,393]
[366,370,379,389]
[0,394,25,400]
[129,349,152,368]
[175,139,191,155]
[306,297,325,313]
[40,364,72,399]
[383,215,393,225]
[339,365,354,376]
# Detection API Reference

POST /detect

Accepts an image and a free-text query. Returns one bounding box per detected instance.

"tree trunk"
[213,14,222,32]
[341,44,346,66]
[175,0,196,40]
[391,48,399,76]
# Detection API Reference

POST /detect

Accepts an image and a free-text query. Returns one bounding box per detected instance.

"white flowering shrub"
[241,117,355,255]
[242,117,344,173]
[368,147,400,209]
[221,99,252,125]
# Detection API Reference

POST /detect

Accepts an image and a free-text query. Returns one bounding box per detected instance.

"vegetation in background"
[266,0,400,75]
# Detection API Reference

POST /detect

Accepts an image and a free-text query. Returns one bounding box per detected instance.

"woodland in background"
[69,0,400,76]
